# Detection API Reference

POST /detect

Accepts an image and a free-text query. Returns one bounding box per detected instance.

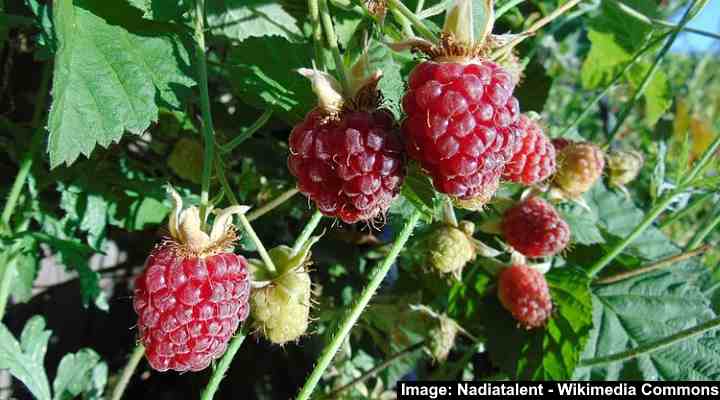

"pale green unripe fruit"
[426,221,476,278]
[251,269,311,345]
[427,314,460,363]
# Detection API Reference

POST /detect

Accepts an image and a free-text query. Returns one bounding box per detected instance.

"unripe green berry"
[607,149,643,188]
[427,314,460,363]
[426,221,476,278]
[251,269,311,344]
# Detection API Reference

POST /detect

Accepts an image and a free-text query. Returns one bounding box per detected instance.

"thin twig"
[291,210,324,256]
[109,345,145,400]
[323,341,425,399]
[246,188,300,222]
[200,327,248,400]
[594,244,711,285]
[220,109,273,154]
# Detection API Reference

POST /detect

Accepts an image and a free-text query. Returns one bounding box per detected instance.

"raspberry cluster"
[134,246,250,372]
[402,60,522,200]
[288,109,405,224]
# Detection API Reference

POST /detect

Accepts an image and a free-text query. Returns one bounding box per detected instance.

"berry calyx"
[551,142,605,200]
[503,114,556,185]
[425,221,477,279]
[134,190,251,372]
[498,265,552,329]
[502,197,570,258]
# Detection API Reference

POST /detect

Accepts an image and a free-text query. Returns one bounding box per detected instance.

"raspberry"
[134,247,250,372]
[498,265,552,329]
[503,115,556,185]
[426,313,461,363]
[553,142,605,199]
[288,109,405,224]
[134,191,252,372]
[251,268,312,344]
[401,60,522,201]
[502,197,570,257]
[425,221,476,278]
[607,149,643,189]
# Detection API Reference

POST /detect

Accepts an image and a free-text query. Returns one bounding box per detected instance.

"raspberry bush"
[1,0,720,398]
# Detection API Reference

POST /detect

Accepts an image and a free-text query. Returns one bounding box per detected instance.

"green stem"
[246,188,300,222]
[495,0,526,19]
[587,193,676,278]
[200,327,248,400]
[556,33,668,139]
[443,196,458,227]
[579,316,720,368]
[318,0,350,94]
[295,211,422,400]
[606,0,706,143]
[659,191,714,229]
[214,158,277,274]
[1,62,52,232]
[387,0,436,40]
[109,345,145,400]
[611,0,720,40]
[308,0,327,70]
[291,210,324,256]
[0,252,15,321]
[414,0,425,13]
[220,109,273,154]
[680,132,720,186]
[685,202,720,250]
[193,0,215,228]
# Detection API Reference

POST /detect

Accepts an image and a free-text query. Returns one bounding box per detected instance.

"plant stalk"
[579,316,720,367]
[295,210,422,400]
[200,328,248,400]
[387,0,436,40]
[495,0,526,19]
[685,203,720,250]
[193,0,215,228]
[220,109,273,154]
[318,0,350,94]
[292,210,324,256]
[246,188,300,222]
[308,0,327,70]
[109,345,145,400]
[659,191,714,229]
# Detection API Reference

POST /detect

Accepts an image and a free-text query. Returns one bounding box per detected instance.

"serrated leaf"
[48,0,195,167]
[225,36,314,124]
[399,165,437,220]
[0,317,51,400]
[558,205,605,245]
[581,29,631,89]
[206,0,302,42]
[575,262,720,380]
[627,61,671,126]
[486,268,593,380]
[53,348,103,400]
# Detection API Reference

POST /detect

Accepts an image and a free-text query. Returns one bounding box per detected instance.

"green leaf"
[627,61,671,126]
[225,36,314,124]
[47,0,195,167]
[581,29,631,89]
[576,262,720,380]
[206,0,303,42]
[0,317,52,400]
[53,349,104,400]
[126,0,190,21]
[558,205,605,246]
[399,165,437,220]
[486,268,593,380]
[585,183,677,260]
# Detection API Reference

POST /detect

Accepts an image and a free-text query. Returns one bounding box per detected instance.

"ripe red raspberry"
[401,60,522,200]
[134,248,250,372]
[498,265,552,329]
[503,115,556,185]
[288,109,404,224]
[502,197,570,257]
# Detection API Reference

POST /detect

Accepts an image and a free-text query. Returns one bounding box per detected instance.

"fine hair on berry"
[498,265,553,329]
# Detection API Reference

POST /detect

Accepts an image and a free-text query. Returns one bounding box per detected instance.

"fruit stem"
[490,0,582,60]
[292,210,324,256]
[386,0,436,40]
[1,62,51,234]
[200,327,248,400]
[578,315,720,368]
[109,344,145,400]
[308,0,328,70]
[321,341,425,399]
[593,244,711,285]
[295,210,421,400]
[685,202,720,251]
[193,0,216,229]
[556,32,669,139]
[246,188,300,222]
[219,109,273,154]
[443,196,458,227]
[214,157,278,274]
[495,0,526,19]
[318,0,350,95]
[605,0,707,144]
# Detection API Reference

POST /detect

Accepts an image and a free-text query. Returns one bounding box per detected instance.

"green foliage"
[0,317,52,400]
